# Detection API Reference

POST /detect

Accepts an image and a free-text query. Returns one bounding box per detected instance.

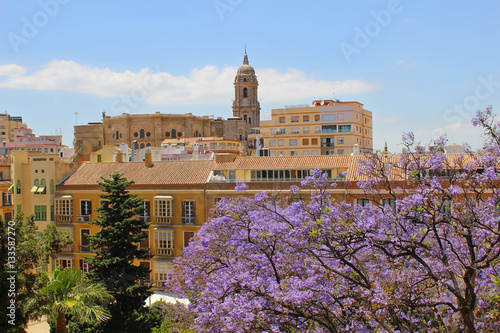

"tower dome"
[237,53,255,75]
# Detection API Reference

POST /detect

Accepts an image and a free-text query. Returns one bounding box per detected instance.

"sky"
[0,0,499,151]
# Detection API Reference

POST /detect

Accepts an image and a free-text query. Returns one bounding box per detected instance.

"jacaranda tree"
[170,106,500,333]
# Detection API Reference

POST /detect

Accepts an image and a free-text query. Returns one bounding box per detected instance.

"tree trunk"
[55,311,66,333]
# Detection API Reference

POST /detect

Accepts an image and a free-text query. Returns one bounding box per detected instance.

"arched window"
[116,131,119,140]
[194,130,199,137]
[50,179,54,194]
[243,87,248,98]
[171,129,176,138]
[40,179,46,194]
[140,129,145,139]
[244,115,248,122]
[140,143,145,149]
[243,78,246,82]
[16,180,21,194]
[249,117,252,125]
[146,143,151,147]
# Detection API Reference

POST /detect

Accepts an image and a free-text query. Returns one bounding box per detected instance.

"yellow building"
[251,99,373,156]
[11,151,80,231]
[0,112,26,143]
[54,159,215,288]
[0,156,13,221]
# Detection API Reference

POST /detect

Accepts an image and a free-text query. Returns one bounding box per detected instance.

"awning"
[154,259,173,263]
[154,195,173,200]
[36,185,46,193]
[154,227,173,231]
[30,186,38,193]
[56,195,73,199]
[56,254,74,259]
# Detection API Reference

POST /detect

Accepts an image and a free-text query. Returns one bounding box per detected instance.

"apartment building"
[251,99,373,156]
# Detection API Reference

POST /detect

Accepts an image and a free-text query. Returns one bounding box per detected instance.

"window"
[56,259,72,269]
[97,155,101,162]
[50,205,54,221]
[303,115,309,122]
[50,179,54,194]
[337,149,344,155]
[154,196,173,224]
[279,117,285,123]
[142,200,150,222]
[35,205,47,221]
[182,200,196,225]
[279,128,286,135]
[184,231,195,248]
[315,115,320,121]
[154,230,174,255]
[80,200,92,216]
[322,125,337,133]
[289,139,297,146]
[290,151,297,156]
[291,128,299,134]
[357,198,370,207]
[269,140,276,147]
[243,87,248,98]
[383,198,397,214]
[55,196,73,222]
[31,179,39,194]
[291,116,299,123]
[311,138,318,145]
[146,132,151,137]
[140,231,149,249]
[303,139,309,145]
[171,129,176,138]
[339,125,352,132]
[140,129,145,138]
[312,150,319,155]
[80,229,91,253]
[337,138,344,144]
[79,259,89,273]
[154,262,173,286]
[303,150,310,156]
[278,140,284,146]
[303,127,310,133]
[16,180,21,194]
[323,114,335,121]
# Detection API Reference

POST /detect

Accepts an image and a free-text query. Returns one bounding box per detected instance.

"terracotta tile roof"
[59,160,216,187]
[215,155,353,170]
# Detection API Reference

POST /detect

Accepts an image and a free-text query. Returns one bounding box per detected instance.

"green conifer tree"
[87,172,152,332]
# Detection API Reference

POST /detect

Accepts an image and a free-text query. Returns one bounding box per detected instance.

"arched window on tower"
[243,87,248,98]
[249,117,252,125]
[243,78,246,82]
[140,129,145,139]
[116,131,119,140]
[244,115,248,123]
[171,129,176,138]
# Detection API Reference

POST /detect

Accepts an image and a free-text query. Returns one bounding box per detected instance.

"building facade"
[0,112,25,143]
[251,99,373,156]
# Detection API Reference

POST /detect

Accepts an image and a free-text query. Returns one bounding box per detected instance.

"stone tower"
[233,51,260,128]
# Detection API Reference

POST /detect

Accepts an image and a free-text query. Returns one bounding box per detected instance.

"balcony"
[181,217,196,225]
[61,245,73,253]
[55,215,73,223]
[321,142,335,148]
[77,215,90,223]
[155,248,174,257]
[79,245,92,253]
[155,217,173,225]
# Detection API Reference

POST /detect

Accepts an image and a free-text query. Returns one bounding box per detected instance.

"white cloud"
[394,60,417,68]
[0,60,381,105]
[0,64,26,77]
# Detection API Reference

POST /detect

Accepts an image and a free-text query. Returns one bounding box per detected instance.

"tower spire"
[243,47,249,65]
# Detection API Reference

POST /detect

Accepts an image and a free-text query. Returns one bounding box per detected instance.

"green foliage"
[87,172,152,332]
[0,214,73,332]
[150,301,197,333]
[41,268,112,333]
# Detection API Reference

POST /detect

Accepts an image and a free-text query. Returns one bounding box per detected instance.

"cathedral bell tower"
[233,51,260,128]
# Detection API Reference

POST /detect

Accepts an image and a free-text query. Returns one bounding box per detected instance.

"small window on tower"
[243,78,247,82]
[243,88,248,98]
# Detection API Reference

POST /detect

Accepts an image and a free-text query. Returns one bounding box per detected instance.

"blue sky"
[1,0,499,150]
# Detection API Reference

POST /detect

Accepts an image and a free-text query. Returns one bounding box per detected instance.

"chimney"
[145,150,153,167]
[352,144,360,156]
